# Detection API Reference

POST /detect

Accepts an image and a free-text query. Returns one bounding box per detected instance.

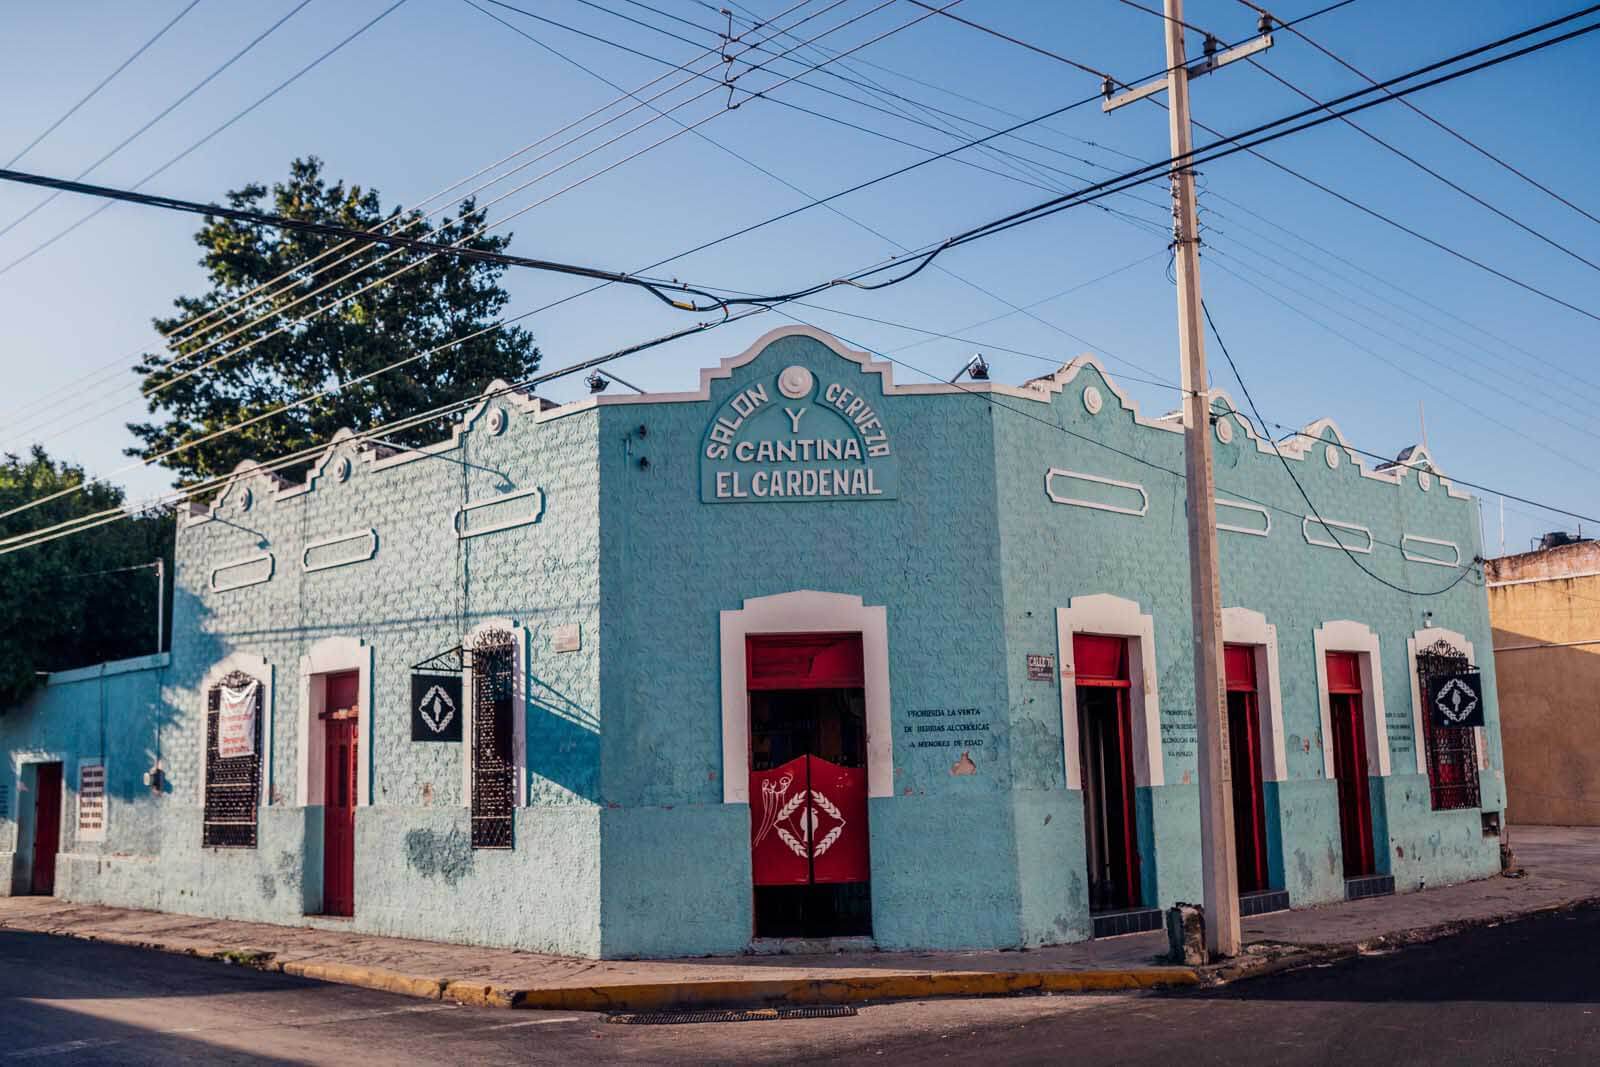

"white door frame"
[719,591,892,804]
[1056,594,1163,791]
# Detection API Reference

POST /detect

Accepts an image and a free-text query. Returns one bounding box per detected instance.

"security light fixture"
[586,372,609,393]
[950,354,989,382]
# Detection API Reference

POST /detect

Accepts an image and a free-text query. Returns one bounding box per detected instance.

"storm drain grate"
[608,1006,858,1025]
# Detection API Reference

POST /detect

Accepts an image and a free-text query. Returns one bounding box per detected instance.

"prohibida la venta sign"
[701,364,898,502]
[411,673,464,742]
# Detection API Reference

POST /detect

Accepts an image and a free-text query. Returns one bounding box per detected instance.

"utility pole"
[1105,0,1273,959]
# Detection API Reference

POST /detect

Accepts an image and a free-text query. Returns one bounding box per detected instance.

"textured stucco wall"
[1486,555,1600,826]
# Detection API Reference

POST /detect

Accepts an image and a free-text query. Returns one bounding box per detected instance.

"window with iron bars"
[203,670,262,848]
[1417,642,1481,811]
[471,631,516,849]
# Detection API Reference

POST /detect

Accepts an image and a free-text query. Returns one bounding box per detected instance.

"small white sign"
[218,681,259,758]
[77,761,106,842]
[553,624,581,654]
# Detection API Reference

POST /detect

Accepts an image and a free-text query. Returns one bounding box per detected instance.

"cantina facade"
[0,327,1507,957]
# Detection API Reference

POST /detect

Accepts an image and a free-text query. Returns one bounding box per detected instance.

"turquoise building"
[0,326,1506,957]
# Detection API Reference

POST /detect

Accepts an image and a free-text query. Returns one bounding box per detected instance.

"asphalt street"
[2,905,1596,1065]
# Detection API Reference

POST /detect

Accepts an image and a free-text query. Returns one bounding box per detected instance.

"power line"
[1200,300,1478,596]
[1237,0,1600,229]
[0,0,315,243]
[0,0,408,279]
[5,0,854,445]
[4,0,204,169]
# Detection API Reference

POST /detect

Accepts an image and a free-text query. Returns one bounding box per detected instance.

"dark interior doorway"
[1225,645,1270,894]
[1326,651,1376,878]
[1074,634,1142,914]
[748,633,871,939]
[29,762,63,896]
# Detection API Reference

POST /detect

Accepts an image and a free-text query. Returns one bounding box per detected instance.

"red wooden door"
[1326,652,1375,878]
[1224,646,1270,893]
[30,763,62,895]
[323,716,358,916]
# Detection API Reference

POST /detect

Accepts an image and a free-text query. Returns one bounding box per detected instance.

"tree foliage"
[0,448,173,708]
[129,157,539,485]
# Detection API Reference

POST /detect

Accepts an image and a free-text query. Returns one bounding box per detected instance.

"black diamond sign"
[1428,671,1484,728]
[411,673,463,742]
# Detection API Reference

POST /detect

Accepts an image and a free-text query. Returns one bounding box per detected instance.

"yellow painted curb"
[507,968,1200,1012]
[279,960,446,1001]
[441,980,519,1009]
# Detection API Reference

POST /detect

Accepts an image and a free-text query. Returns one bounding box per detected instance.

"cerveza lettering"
[705,379,893,501]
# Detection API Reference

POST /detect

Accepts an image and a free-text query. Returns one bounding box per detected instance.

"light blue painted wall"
[1,327,1506,957]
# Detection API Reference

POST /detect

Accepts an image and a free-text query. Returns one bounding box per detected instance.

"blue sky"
[0,0,1596,554]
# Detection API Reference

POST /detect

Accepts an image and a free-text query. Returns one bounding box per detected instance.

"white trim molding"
[302,529,378,572]
[1312,621,1390,780]
[453,487,545,539]
[1401,534,1461,568]
[463,620,529,810]
[296,637,374,809]
[719,591,892,804]
[1044,468,1150,517]
[1056,594,1163,791]
[199,652,274,808]
[1303,516,1374,554]
[1406,626,1487,776]
[1216,499,1271,538]
[210,553,275,593]
[1221,607,1288,782]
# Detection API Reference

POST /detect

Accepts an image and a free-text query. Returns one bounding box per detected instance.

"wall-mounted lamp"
[588,369,647,394]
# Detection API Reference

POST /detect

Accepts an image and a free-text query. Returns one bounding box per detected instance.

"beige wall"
[1487,542,1600,826]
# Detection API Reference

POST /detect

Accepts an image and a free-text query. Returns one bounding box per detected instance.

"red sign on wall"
[749,755,869,887]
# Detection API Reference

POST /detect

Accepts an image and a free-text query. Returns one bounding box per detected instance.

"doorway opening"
[1074,633,1143,915]
[1224,645,1270,894]
[1326,651,1376,878]
[320,670,360,916]
[748,633,871,940]
[28,762,63,896]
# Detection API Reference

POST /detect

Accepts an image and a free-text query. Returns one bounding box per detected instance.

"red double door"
[1326,652,1376,877]
[750,754,869,887]
[30,763,63,895]
[322,672,360,917]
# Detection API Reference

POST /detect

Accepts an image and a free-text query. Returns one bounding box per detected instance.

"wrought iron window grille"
[203,670,262,848]
[1417,640,1481,811]
[470,630,516,850]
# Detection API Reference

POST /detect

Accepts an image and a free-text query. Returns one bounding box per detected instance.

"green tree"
[129,157,539,484]
[0,448,173,708]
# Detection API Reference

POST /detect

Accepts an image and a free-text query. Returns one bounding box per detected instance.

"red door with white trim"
[1326,651,1376,878]
[747,633,871,938]
[322,672,359,916]
[29,763,63,895]
[1224,645,1270,893]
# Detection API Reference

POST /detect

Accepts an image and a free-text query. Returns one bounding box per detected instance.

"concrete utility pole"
[1105,0,1273,958]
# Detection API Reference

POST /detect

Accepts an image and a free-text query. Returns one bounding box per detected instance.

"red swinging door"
[747,634,871,938]
[322,672,360,917]
[1326,652,1375,878]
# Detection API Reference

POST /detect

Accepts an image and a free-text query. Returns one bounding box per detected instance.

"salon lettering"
[700,365,899,503]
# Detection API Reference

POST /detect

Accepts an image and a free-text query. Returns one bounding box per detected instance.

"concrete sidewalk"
[2,826,1593,1011]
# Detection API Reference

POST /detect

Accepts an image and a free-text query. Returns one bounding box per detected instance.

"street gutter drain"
[607,1006,858,1025]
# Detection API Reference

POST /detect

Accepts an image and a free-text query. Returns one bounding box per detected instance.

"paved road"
[3,906,1597,1065]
